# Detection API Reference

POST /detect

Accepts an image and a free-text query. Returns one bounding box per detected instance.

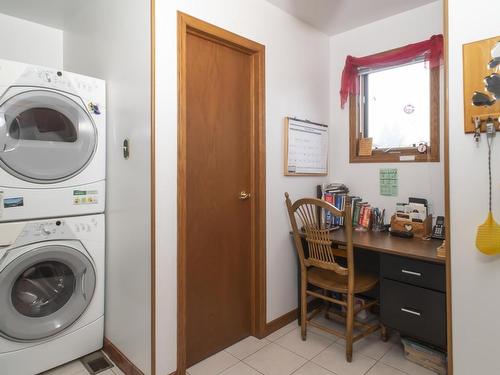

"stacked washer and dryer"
[0,59,106,375]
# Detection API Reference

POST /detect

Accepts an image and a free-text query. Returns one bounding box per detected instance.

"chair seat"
[307,267,378,294]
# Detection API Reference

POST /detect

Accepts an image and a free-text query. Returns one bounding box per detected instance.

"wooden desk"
[295,229,447,349]
[327,229,444,264]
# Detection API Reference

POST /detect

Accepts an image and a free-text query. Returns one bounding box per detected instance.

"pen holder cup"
[372,223,386,232]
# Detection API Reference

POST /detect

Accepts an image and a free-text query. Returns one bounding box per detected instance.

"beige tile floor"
[187,318,439,375]
[40,351,124,375]
[41,318,439,375]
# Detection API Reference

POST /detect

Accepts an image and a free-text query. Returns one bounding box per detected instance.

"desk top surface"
[299,229,445,264]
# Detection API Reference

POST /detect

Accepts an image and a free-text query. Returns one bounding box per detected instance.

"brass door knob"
[239,191,251,200]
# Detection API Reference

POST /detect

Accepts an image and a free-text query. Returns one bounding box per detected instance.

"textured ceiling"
[0,0,439,35]
[0,0,87,29]
[265,0,439,35]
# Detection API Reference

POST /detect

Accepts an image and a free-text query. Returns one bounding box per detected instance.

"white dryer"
[0,214,104,375]
[0,58,106,222]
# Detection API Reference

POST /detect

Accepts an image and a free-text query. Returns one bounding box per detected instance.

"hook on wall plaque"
[123,138,130,159]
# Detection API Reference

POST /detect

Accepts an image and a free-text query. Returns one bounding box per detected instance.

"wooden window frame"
[349,64,440,163]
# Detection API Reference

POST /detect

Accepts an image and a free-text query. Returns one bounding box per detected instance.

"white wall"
[155,1,330,373]
[329,1,445,219]
[448,0,500,373]
[63,1,151,374]
[0,12,63,67]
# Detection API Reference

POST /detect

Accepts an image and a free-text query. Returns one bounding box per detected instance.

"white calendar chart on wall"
[284,117,329,176]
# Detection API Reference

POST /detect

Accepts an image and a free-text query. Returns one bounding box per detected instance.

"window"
[350,58,440,163]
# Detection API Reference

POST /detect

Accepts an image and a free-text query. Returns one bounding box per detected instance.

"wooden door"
[184,28,254,366]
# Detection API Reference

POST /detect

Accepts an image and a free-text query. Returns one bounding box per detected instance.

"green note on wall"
[380,168,398,197]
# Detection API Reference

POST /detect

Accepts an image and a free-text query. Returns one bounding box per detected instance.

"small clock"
[417,143,428,153]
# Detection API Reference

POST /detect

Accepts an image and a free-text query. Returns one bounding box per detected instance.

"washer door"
[0,244,96,341]
[0,88,97,183]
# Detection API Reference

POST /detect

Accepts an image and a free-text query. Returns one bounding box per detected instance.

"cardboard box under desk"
[390,215,432,239]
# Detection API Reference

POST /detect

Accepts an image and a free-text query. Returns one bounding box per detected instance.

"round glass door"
[11,261,75,318]
[0,88,97,183]
[0,244,96,341]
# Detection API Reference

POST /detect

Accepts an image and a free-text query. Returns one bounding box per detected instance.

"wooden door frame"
[443,0,453,373]
[150,0,157,374]
[177,11,266,375]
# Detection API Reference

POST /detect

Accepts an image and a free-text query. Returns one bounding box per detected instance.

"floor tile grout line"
[330,339,382,360]
[239,340,313,375]
[289,359,339,375]
[271,332,336,362]
[241,341,308,365]
[187,350,240,375]
[307,341,347,374]
[237,356,272,375]
[265,323,299,342]
[310,340,387,375]
[223,337,272,361]
[215,359,266,375]
[362,358,379,375]
[376,360,413,375]
[310,339,337,361]
[309,358,344,375]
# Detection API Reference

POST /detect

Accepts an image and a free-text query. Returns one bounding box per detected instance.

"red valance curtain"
[340,34,444,108]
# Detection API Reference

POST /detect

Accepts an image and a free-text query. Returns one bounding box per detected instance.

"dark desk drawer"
[381,254,445,292]
[381,279,446,348]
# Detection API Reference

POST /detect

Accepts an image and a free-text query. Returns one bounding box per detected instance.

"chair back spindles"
[285,193,352,276]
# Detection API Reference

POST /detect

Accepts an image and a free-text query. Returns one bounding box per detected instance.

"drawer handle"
[401,308,421,317]
[401,269,422,277]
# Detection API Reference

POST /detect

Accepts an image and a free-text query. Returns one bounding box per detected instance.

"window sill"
[350,148,440,163]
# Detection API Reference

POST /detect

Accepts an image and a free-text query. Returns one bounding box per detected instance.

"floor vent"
[80,351,114,374]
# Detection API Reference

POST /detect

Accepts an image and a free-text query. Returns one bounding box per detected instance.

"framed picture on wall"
[462,35,500,133]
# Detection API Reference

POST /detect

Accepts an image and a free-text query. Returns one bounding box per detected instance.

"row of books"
[318,184,383,231]
[351,198,372,230]
[318,183,349,228]
[324,193,347,226]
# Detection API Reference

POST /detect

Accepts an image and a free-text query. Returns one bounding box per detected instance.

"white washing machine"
[0,58,106,222]
[0,214,104,375]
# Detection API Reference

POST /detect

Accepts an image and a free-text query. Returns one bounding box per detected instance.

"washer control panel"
[0,215,102,251]
[18,219,75,242]
[73,216,99,234]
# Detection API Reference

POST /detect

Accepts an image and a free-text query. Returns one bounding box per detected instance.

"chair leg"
[323,289,330,318]
[345,292,354,362]
[300,271,307,341]
[381,325,389,342]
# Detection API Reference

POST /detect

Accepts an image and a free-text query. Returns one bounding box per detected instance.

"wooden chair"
[285,192,382,362]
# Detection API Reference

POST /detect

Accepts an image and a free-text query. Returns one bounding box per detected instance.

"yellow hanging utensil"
[476,212,500,254]
[476,119,500,255]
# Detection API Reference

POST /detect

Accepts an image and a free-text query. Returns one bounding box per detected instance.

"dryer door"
[0,87,97,183]
[0,243,96,341]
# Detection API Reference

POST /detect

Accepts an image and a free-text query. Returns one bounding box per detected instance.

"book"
[356,204,372,230]
[324,192,334,227]
[334,194,342,225]
[358,205,367,226]
[340,195,346,225]
[361,207,372,228]
[351,197,363,224]
[352,199,362,224]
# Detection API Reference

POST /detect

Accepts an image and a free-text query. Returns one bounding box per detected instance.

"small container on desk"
[390,215,432,239]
